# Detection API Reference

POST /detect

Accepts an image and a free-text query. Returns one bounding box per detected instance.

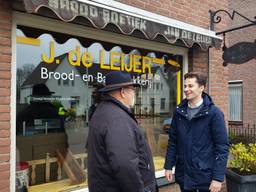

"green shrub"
[67,107,76,120]
[52,100,63,111]
[229,143,256,175]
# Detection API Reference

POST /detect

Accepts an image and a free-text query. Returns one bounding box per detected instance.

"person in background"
[87,71,158,192]
[58,106,67,130]
[164,72,229,192]
[88,83,104,121]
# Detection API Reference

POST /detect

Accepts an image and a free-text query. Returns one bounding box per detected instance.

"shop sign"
[41,41,155,74]
[21,0,221,50]
[38,41,179,86]
[223,41,256,65]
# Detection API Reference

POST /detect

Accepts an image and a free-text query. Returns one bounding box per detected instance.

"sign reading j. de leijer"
[42,41,153,74]
[39,41,170,87]
[22,0,221,50]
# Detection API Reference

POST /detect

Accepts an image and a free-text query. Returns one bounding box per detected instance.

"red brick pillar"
[190,47,229,119]
[209,0,229,120]
[0,0,12,191]
[209,48,229,120]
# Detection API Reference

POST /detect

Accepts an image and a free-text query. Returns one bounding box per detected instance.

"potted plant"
[226,142,256,192]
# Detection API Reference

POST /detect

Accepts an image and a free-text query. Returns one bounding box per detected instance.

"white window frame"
[228,80,243,122]
[160,98,166,110]
[11,11,189,191]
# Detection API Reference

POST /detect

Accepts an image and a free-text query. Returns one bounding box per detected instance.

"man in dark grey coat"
[87,71,157,192]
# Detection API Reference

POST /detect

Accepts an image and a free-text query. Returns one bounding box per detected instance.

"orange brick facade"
[0,0,11,191]
[0,0,230,191]
[228,0,256,126]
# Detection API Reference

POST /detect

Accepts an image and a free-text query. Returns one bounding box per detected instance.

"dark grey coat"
[87,96,157,192]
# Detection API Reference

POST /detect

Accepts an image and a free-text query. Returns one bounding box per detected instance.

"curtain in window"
[229,84,242,121]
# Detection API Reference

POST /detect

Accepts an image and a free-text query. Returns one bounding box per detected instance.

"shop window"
[15,26,182,191]
[228,81,243,121]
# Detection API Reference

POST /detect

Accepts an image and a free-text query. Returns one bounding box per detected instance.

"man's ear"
[200,85,205,92]
[120,88,126,98]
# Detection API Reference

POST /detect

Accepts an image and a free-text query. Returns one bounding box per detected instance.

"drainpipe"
[208,10,214,95]
[208,48,211,95]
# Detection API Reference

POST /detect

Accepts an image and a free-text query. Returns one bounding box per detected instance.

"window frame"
[160,98,166,110]
[11,11,189,191]
[228,80,243,122]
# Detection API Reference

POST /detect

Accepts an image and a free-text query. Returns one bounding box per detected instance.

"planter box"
[226,169,256,192]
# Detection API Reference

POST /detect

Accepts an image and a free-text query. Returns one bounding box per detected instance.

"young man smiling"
[164,72,229,192]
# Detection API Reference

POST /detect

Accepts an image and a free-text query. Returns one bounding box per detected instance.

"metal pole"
[216,23,256,35]
[23,121,26,136]
[86,67,89,125]
[45,122,48,134]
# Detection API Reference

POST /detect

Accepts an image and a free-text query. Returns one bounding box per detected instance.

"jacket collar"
[176,92,214,118]
[102,95,138,123]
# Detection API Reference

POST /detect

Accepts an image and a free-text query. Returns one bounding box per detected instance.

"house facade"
[0,0,229,191]
[227,0,256,129]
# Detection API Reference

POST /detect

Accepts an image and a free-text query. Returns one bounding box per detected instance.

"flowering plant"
[229,143,256,175]
[66,107,76,121]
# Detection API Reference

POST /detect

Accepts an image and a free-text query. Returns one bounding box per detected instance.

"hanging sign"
[223,41,256,65]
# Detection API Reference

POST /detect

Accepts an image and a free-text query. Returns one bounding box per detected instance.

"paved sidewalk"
[159,183,227,192]
[159,183,180,192]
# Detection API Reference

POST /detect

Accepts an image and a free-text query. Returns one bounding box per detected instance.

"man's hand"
[209,180,222,192]
[165,170,173,182]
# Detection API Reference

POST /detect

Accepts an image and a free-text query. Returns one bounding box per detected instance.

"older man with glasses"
[87,71,158,192]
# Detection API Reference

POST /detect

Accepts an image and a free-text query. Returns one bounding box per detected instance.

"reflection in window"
[156,83,159,90]
[134,62,179,171]
[161,98,165,110]
[63,79,69,86]
[15,26,182,191]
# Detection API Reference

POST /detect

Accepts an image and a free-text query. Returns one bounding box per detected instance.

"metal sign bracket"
[209,10,256,66]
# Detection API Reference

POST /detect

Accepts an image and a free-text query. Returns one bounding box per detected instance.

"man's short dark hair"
[184,72,207,87]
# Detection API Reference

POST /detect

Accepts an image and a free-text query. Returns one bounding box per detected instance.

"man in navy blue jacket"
[164,72,229,192]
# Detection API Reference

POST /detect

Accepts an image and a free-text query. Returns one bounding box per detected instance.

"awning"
[16,0,222,50]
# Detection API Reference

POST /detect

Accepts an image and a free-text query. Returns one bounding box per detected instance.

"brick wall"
[115,0,228,31]
[0,0,12,191]
[190,47,229,119]
[208,48,229,120]
[227,0,256,126]
[116,0,229,117]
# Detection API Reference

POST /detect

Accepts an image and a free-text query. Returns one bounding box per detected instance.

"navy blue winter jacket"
[164,92,229,190]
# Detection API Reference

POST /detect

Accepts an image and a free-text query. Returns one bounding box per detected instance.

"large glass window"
[228,81,243,121]
[15,26,182,191]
